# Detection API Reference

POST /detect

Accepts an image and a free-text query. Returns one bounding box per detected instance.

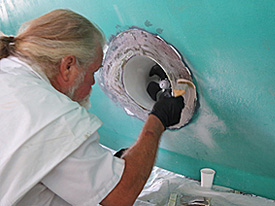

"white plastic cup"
[200,168,216,188]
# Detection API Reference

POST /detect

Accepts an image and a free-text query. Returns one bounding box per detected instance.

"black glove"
[150,96,185,128]
[114,148,128,158]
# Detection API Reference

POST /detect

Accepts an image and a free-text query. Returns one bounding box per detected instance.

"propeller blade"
[149,64,167,80]
[146,81,162,101]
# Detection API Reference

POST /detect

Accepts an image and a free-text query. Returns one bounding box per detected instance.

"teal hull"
[1,0,274,199]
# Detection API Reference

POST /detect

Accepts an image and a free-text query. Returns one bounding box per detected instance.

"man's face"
[70,46,103,107]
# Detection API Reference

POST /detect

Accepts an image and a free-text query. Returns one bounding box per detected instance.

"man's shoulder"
[1,57,79,114]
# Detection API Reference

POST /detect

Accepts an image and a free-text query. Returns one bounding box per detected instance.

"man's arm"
[101,96,184,206]
[100,114,164,206]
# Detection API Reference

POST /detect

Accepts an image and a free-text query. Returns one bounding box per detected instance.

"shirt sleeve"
[41,131,125,206]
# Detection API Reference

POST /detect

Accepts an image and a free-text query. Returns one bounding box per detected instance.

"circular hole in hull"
[98,28,198,129]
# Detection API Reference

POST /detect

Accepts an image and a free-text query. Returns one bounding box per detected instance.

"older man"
[0,9,184,206]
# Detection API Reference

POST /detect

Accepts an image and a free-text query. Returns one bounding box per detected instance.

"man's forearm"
[100,114,165,206]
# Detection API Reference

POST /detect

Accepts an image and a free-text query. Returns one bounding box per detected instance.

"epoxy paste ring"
[97,28,197,129]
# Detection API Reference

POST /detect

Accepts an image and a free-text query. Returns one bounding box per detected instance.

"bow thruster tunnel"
[98,28,197,129]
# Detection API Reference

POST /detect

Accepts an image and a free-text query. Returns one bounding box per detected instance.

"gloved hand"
[150,96,185,129]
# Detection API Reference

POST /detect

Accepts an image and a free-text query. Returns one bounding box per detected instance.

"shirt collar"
[3,56,51,84]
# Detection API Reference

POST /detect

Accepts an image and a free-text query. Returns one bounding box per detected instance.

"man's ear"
[59,55,77,82]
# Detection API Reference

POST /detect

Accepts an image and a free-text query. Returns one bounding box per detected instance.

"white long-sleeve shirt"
[0,57,124,206]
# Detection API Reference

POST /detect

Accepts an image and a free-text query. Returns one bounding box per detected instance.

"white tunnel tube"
[123,55,162,110]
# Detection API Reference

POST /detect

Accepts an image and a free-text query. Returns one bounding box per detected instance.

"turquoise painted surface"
[1,0,275,199]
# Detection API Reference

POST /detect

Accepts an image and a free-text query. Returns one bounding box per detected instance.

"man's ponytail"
[0,34,16,60]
